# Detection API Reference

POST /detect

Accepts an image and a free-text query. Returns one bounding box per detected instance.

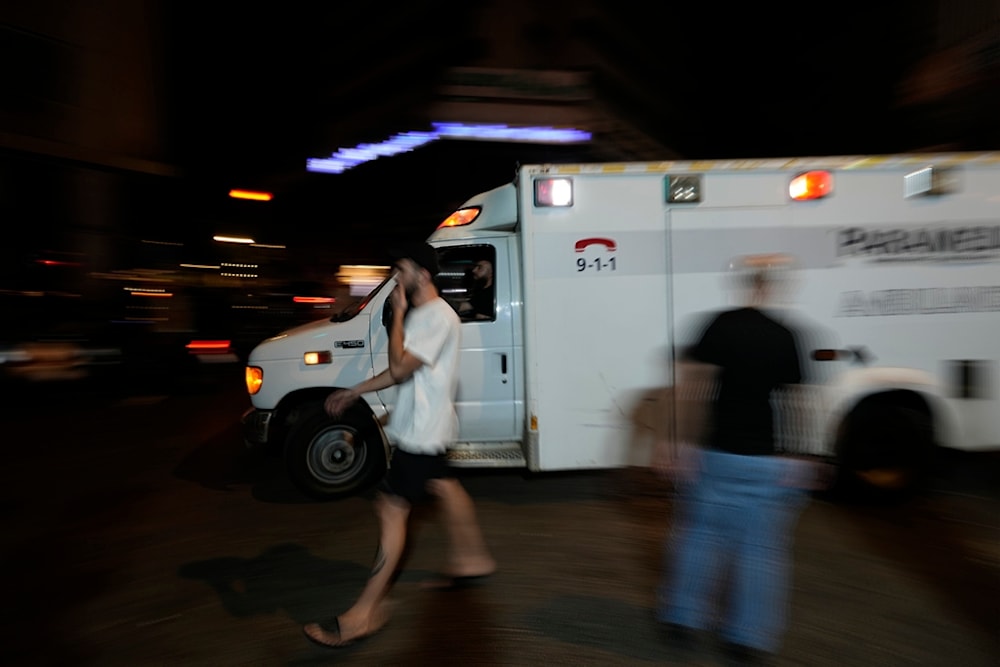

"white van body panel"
[245,152,1000,500]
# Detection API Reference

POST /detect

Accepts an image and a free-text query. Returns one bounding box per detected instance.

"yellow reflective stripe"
[538,152,1000,175]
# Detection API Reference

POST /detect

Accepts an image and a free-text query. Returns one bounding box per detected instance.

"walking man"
[303,242,495,648]
[654,254,821,665]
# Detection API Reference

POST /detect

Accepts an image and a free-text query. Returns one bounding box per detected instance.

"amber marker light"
[304,351,333,365]
[437,207,481,229]
[229,189,273,201]
[246,366,263,394]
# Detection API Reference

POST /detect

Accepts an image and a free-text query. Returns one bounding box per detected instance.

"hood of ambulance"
[248,313,370,363]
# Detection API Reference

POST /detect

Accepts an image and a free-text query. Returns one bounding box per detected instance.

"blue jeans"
[657,449,809,653]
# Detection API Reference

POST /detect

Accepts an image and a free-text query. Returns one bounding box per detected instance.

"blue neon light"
[306,123,591,174]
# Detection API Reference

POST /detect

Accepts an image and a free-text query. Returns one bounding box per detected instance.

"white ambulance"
[242,153,1000,500]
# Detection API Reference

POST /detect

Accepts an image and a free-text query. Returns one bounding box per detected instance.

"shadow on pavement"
[171,421,318,504]
[840,496,1000,650]
[178,543,370,624]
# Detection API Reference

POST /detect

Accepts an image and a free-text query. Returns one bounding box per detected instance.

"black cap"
[388,242,439,277]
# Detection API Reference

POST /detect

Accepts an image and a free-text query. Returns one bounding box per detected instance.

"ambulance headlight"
[246,366,263,395]
[534,178,573,207]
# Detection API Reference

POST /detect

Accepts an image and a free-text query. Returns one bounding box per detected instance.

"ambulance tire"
[833,392,934,503]
[284,403,387,501]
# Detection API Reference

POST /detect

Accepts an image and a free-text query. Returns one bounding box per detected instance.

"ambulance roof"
[522,152,1000,176]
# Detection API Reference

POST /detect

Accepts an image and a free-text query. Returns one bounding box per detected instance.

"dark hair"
[388,242,439,276]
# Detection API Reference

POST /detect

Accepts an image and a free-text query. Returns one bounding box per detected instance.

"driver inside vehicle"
[459,259,494,321]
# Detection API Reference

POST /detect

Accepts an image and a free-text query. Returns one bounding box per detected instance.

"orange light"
[437,207,481,229]
[304,351,333,365]
[246,366,263,394]
[789,171,833,200]
[229,189,273,202]
[131,291,173,298]
[186,340,232,351]
[293,296,336,304]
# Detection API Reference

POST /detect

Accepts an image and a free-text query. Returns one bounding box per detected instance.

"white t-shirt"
[385,297,461,454]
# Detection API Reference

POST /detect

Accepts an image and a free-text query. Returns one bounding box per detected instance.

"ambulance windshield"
[330,274,393,322]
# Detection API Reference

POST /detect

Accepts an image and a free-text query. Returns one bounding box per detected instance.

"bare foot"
[446,556,496,580]
[303,602,391,648]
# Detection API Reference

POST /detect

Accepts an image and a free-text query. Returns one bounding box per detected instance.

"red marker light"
[789,171,833,200]
[186,340,232,351]
[35,258,81,267]
[293,296,336,304]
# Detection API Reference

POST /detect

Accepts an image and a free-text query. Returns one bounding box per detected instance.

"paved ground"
[1,378,997,666]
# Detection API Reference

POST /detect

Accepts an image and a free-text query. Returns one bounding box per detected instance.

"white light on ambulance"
[789,171,833,200]
[534,178,573,207]
[437,207,481,229]
[904,166,957,197]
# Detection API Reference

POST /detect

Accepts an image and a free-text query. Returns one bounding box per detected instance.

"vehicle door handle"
[500,353,507,382]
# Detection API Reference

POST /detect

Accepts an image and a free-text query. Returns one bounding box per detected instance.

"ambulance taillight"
[789,170,833,200]
[534,178,573,207]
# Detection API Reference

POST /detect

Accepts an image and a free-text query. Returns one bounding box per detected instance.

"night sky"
[150,1,947,262]
[3,1,978,269]
[162,2,931,184]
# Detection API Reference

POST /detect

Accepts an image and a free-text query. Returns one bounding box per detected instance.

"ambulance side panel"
[517,168,671,471]
[668,164,1000,453]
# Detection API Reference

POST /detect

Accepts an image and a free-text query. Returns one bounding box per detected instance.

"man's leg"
[723,461,807,654]
[656,467,726,630]
[304,491,410,646]
[428,477,495,579]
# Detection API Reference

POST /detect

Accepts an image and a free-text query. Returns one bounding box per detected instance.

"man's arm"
[651,358,715,483]
[325,284,424,417]
[325,368,397,416]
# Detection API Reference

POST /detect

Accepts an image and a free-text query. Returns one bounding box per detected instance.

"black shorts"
[377,449,453,504]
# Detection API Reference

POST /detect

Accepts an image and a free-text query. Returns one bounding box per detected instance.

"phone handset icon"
[574,237,617,253]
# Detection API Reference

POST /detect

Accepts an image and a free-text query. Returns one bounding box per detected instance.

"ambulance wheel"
[284,403,386,501]
[834,392,934,503]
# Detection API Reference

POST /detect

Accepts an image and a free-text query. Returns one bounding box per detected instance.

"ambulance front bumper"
[241,406,274,448]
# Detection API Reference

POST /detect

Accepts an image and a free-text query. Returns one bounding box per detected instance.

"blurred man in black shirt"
[654,255,821,665]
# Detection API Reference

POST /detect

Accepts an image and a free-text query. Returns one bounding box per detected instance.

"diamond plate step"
[446,442,526,468]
